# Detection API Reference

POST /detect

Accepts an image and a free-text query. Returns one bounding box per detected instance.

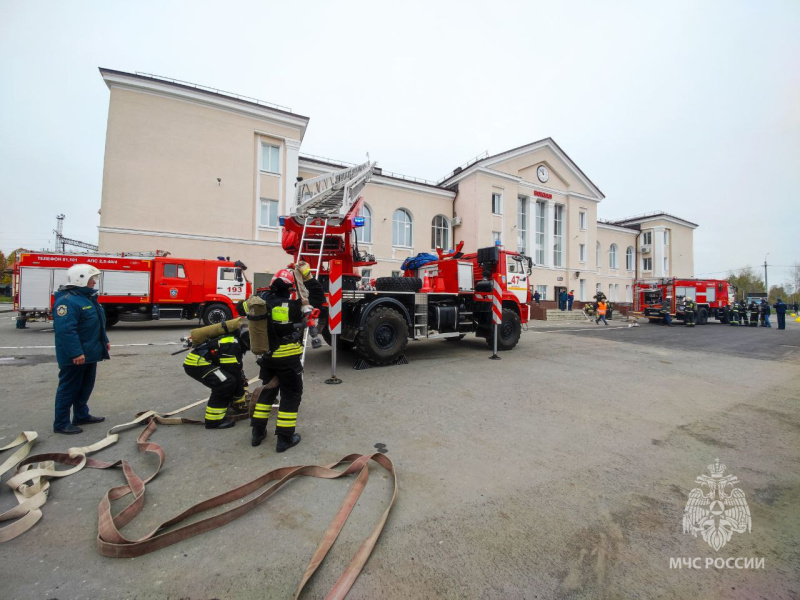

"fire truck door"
[506,257,529,304]
[216,267,246,301]
[156,262,191,303]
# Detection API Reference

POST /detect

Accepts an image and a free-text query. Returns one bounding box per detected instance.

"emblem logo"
[56,305,67,317]
[170,288,178,298]
[683,459,751,551]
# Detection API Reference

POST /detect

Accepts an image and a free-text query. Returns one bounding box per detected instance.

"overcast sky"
[1,1,798,287]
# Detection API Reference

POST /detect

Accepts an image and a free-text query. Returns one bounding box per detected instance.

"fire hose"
[0,387,397,599]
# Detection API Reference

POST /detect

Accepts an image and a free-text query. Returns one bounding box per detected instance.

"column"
[545,200,555,268]
[284,138,302,214]
[653,226,666,278]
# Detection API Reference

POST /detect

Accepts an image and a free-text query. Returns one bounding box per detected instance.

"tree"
[788,262,800,304]
[0,251,7,285]
[768,285,788,304]
[727,267,765,301]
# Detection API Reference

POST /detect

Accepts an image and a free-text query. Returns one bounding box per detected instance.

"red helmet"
[273,269,295,286]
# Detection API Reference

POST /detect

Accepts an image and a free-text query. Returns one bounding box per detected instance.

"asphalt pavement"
[0,314,798,599]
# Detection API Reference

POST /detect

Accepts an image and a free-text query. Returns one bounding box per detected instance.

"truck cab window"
[164,264,186,278]
[220,268,237,281]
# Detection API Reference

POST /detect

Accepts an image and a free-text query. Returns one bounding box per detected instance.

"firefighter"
[749,301,759,326]
[293,261,326,348]
[738,300,749,326]
[729,302,739,326]
[683,297,695,327]
[184,322,250,429]
[659,297,673,326]
[250,269,306,451]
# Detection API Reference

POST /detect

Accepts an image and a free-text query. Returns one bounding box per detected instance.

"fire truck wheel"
[486,309,521,351]
[356,306,409,364]
[374,277,422,293]
[320,316,355,351]
[104,312,119,328]
[203,303,232,326]
[697,308,708,325]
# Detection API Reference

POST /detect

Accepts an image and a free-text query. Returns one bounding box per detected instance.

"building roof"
[437,137,605,198]
[608,211,699,229]
[99,68,310,136]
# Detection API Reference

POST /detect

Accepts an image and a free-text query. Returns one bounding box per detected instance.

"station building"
[97,69,697,304]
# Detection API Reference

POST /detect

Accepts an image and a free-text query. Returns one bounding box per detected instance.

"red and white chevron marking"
[329,260,342,334]
[492,274,503,325]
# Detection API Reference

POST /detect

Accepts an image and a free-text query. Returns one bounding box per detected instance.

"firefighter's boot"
[276,432,301,453]
[206,418,236,430]
[251,424,267,447]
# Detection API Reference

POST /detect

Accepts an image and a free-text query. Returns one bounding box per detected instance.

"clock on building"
[537,165,549,183]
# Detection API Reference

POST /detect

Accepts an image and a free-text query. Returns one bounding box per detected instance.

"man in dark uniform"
[250,269,306,451]
[774,297,787,330]
[749,301,759,326]
[683,297,695,327]
[729,302,740,326]
[52,264,110,434]
[761,299,771,327]
[738,300,749,326]
[184,321,249,429]
[659,297,673,326]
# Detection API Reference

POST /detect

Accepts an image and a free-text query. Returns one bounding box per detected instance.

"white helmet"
[66,264,101,286]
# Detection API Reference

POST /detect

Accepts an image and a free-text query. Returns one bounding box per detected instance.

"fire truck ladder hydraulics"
[291,160,375,362]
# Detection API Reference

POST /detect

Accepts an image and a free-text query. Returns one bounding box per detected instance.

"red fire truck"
[282,161,532,365]
[633,278,736,324]
[13,251,251,327]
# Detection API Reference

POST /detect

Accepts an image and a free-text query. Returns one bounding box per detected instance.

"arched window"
[596,242,601,268]
[609,244,618,269]
[393,209,413,247]
[626,246,634,270]
[355,203,372,243]
[431,215,449,250]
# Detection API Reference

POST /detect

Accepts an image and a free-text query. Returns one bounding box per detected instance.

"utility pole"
[764,253,769,295]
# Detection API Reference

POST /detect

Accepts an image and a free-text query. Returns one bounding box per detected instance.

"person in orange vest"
[595,299,609,326]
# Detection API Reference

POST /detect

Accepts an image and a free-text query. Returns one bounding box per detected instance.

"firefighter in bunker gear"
[249,269,305,451]
[683,298,695,327]
[659,298,673,326]
[738,300,749,326]
[184,322,250,429]
[749,301,759,326]
[729,303,740,326]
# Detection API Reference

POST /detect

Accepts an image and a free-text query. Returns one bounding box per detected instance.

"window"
[536,285,547,301]
[642,257,653,271]
[664,230,670,245]
[535,201,546,265]
[664,257,669,273]
[219,268,237,281]
[356,204,372,243]
[596,242,601,268]
[431,215,449,250]
[393,209,413,247]
[626,247,634,270]
[491,192,503,215]
[517,196,527,254]
[579,211,587,230]
[163,264,186,278]
[642,231,652,245]
[492,231,502,245]
[579,279,586,301]
[260,198,278,228]
[609,244,618,269]
[579,244,586,262]
[391,270,401,277]
[553,204,563,267]
[596,283,602,297]
[360,268,372,287]
[626,284,631,302]
[261,144,280,174]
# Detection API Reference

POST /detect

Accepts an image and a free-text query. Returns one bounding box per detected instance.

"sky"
[1,0,798,288]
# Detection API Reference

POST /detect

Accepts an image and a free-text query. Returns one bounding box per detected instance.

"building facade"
[97,69,696,304]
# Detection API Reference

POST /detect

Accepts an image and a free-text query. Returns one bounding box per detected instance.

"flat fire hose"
[1,392,397,599]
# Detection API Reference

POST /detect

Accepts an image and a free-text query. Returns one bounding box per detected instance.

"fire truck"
[13,251,251,327]
[633,278,736,324]
[281,160,532,365]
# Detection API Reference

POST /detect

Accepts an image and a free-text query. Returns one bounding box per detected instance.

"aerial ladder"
[286,160,375,362]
